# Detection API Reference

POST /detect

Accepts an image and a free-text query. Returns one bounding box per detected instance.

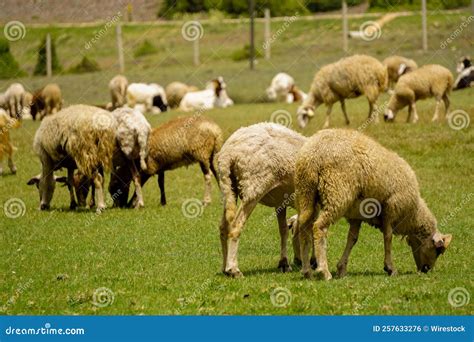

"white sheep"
[32,105,117,211]
[297,54,388,128]
[384,64,453,123]
[266,72,307,103]
[109,75,128,109]
[382,55,418,92]
[179,77,233,112]
[165,82,199,108]
[294,129,452,280]
[4,83,26,119]
[217,123,314,278]
[127,83,168,114]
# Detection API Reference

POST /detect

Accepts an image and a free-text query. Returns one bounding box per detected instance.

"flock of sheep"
[1,51,470,280]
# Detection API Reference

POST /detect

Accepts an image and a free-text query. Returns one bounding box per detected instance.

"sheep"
[217,122,316,277]
[0,109,20,175]
[454,56,474,90]
[32,104,116,211]
[179,77,234,112]
[127,83,168,114]
[266,72,307,103]
[294,129,452,280]
[165,82,199,108]
[118,115,223,208]
[384,64,453,123]
[109,75,128,109]
[21,92,33,120]
[297,54,388,129]
[4,83,26,119]
[30,83,62,120]
[382,55,418,91]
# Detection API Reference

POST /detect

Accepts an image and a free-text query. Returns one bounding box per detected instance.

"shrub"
[0,39,26,79]
[33,36,62,76]
[134,40,158,58]
[369,0,470,10]
[68,56,101,74]
[231,44,263,62]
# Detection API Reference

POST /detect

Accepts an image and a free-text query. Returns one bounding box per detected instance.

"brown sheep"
[30,83,62,120]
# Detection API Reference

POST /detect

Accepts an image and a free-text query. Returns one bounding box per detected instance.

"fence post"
[46,33,52,77]
[249,0,255,70]
[421,0,428,51]
[116,24,125,73]
[193,39,200,66]
[264,8,271,60]
[342,1,348,52]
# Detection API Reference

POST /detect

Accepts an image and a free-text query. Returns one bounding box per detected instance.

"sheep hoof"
[10,166,17,174]
[160,199,167,206]
[278,258,292,273]
[134,202,144,209]
[293,258,302,267]
[40,203,50,211]
[69,201,78,210]
[383,265,397,276]
[336,266,347,278]
[96,205,106,213]
[0,169,3,176]
[316,269,332,281]
[202,200,211,207]
[302,271,312,279]
[224,268,243,278]
[310,257,318,270]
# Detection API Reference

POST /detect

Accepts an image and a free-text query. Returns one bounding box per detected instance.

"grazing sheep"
[32,105,116,211]
[294,129,452,280]
[384,64,453,123]
[127,83,168,114]
[30,83,63,120]
[454,56,474,90]
[297,54,388,128]
[217,123,315,277]
[0,109,20,175]
[266,72,307,103]
[165,82,199,108]
[179,77,234,112]
[109,75,128,109]
[4,83,26,119]
[21,92,33,120]
[122,116,223,207]
[382,55,418,91]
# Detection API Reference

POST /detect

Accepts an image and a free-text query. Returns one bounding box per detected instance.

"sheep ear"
[55,176,68,184]
[398,63,407,75]
[26,176,40,185]
[433,233,452,253]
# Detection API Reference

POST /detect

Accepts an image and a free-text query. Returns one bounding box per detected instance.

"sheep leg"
[199,162,212,206]
[158,171,166,206]
[6,142,16,174]
[313,212,332,280]
[368,100,379,123]
[442,94,450,118]
[297,209,316,278]
[92,171,106,212]
[411,103,419,123]
[340,100,350,125]
[323,104,334,129]
[219,208,230,273]
[89,180,96,208]
[382,221,397,276]
[225,199,258,278]
[276,207,291,273]
[131,161,144,208]
[67,168,78,210]
[336,220,361,278]
[406,104,413,123]
[39,155,55,210]
[432,98,442,122]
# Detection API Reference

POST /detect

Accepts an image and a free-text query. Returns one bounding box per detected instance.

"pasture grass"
[0,11,473,315]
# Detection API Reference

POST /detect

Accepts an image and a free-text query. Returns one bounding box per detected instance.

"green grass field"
[1,11,473,315]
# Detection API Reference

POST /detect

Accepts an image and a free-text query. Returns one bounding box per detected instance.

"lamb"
[384,64,453,123]
[297,54,388,129]
[109,75,128,109]
[4,83,26,119]
[30,83,63,120]
[294,129,452,280]
[382,55,418,91]
[217,123,315,277]
[165,82,199,108]
[116,115,222,208]
[0,109,20,175]
[454,56,474,90]
[179,77,234,112]
[32,105,116,211]
[266,72,307,103]
[127,83,168,114]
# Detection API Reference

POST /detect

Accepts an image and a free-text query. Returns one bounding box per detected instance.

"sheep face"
[152,95,168,112]
[266,87,277,100]
[407,233,452,273]
[457,57,471,73]
[297,105,314,128]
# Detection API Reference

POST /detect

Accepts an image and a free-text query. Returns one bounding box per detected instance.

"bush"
[134,40,158,58]
[306,0,363,12]
[68,56,101,74]
[369,0,470,10]
[0,39,26,79]
[33,36,62,76]
[231,44,263,61]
